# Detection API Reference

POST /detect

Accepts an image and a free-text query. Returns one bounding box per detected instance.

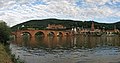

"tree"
[0,21,11,44]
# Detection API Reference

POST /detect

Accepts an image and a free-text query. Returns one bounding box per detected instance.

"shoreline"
[0,44,12,63]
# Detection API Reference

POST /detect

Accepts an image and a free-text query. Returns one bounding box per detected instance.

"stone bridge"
[12,30,72,38]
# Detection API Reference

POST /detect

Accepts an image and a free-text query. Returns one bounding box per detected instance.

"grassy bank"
[0,44,12,63]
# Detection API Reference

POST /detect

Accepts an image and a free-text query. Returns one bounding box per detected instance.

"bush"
[0,21,11,45]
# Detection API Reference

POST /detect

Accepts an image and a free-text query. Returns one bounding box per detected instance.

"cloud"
[85,0,109,5]
[112,0,120,4]
[0,0,120,26]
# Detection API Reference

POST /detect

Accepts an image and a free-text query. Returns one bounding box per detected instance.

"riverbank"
[0,44,13,63]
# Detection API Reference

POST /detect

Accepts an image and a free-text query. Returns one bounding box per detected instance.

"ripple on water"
[109,61,120,63]
[76,61,90,63]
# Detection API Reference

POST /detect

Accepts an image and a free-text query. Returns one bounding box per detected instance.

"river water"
[10,35,120,63]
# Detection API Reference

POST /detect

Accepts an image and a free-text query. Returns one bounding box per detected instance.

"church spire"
[91,21,95,31]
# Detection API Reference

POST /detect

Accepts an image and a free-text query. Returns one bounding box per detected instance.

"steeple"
[91,21,95,31]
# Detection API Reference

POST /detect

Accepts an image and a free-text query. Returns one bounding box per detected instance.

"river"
[10,35,120,63]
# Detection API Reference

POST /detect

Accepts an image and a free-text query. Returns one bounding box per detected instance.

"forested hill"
[11,18,120,31]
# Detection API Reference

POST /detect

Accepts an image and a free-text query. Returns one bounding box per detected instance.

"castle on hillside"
[46,24,66,29]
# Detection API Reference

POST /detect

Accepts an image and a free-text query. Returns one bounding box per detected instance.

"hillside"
[11,18,120,31]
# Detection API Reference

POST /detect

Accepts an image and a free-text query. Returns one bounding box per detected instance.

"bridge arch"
[57,32,63,37]
[65,32,69,36]
[21,32,32,38]
[48,32,55,36]
[35,31,45,37]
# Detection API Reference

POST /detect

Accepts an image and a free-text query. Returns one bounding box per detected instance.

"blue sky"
[0,0,120,26]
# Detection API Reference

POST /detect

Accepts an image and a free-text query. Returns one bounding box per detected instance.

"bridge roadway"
[12,29,73,38]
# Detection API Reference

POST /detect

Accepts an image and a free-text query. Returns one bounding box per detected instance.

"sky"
[0,0,120,27]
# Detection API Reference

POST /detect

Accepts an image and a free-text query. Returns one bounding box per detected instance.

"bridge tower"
[91,21,95,31]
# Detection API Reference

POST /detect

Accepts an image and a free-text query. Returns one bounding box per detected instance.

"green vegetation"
[0,21,24,63]
[0,44,12,63]
[0,21,11,44]
[0,43,24,63]
[0,21,13,63]
[11,18,120,31]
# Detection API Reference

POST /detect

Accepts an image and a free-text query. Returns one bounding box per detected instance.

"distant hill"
[11,18,120,31]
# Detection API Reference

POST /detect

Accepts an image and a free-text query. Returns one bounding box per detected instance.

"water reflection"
[10,35,120,63]
[11,35,120,49]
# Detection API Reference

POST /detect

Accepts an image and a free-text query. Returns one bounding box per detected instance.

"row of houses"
[71,22,120,35]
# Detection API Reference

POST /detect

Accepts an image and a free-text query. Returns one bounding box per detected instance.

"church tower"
[91,21,95,31]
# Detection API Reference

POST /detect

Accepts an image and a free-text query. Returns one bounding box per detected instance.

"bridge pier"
[44,34,48,37]
[54,32,58,37]
[15,31,22,38]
